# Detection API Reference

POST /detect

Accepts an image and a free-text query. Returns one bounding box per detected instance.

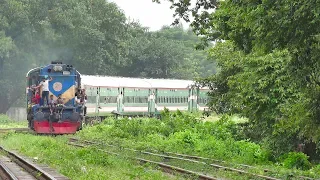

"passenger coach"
[80,75,210,117]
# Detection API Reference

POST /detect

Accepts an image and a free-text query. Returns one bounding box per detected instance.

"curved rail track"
[0,128,30,133]
[0,146,69,180]
[68,138,218,180]
[69,138,313,180]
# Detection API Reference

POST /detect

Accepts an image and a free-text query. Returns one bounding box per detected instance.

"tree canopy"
[156,0,320,157]
[0,0,214,113]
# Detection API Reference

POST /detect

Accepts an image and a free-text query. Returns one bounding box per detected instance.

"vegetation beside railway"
[0,112,320,179]
[76,111,320,179]
[0,133,180,180]
[0,115,27,128]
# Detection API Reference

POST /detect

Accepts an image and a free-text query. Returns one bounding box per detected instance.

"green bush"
[310,164,320,176]
[78,111,271,165]
[280,152,312,170]
[0,114,14,123]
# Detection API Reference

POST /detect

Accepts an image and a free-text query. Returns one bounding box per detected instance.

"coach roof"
[80,75,208,89]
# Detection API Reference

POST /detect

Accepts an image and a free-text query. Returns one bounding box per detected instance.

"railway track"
[69,138,310,180]
[68,139,217,180]
[0,128,31,134]
[0,146,69,180]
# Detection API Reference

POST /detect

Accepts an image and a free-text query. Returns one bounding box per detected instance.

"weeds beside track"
[69,138,310,180]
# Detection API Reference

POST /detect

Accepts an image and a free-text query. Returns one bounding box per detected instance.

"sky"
[109,0,191,31]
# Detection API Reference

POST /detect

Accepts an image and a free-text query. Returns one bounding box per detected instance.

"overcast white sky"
[109,0,191,31]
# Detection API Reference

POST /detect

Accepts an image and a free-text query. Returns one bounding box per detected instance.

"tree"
[0,0,130,113]
[119,25,185,79]
[47,0,129,75]
[119,23,216,79]
[155,0,320,156]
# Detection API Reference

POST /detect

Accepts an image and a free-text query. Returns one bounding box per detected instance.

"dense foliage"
[156,0,320,158]
[0,0,215,113]
[80,111,268,165]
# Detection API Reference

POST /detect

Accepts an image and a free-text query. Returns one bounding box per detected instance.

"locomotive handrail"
[37,106,75,110]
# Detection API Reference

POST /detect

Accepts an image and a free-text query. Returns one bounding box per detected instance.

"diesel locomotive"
[26,62,84,134]
[26,62,210,134]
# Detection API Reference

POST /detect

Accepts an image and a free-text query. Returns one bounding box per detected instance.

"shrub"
[280,152,312,170]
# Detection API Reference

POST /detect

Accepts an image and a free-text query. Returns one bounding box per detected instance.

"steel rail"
[69,138,314,180]
[69,138,274,179]
[0,146,67,180]
[0,128,30,132]
[68,142,218,180]
[0,160,19,180]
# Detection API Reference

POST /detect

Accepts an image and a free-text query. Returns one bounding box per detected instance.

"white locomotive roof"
[81,75,209,89]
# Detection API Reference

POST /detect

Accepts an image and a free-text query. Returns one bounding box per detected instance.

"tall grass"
[76,110,319,178]
[0,133,179,180]
[78,110,267,165]
[0,114,27,128]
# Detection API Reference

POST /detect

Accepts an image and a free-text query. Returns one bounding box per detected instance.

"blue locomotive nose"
[26,62,84,134]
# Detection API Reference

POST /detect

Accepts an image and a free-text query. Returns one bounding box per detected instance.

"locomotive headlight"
[53,65,63,72]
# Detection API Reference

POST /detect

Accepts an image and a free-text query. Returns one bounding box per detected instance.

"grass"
[75,110,320,179]
[78,112,266,165]
[81,140,271,180]
[1,111,319,179]
[0,133,184,180]
[0,114,27,128]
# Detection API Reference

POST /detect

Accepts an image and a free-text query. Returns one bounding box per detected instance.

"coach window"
[87,96,96,103]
